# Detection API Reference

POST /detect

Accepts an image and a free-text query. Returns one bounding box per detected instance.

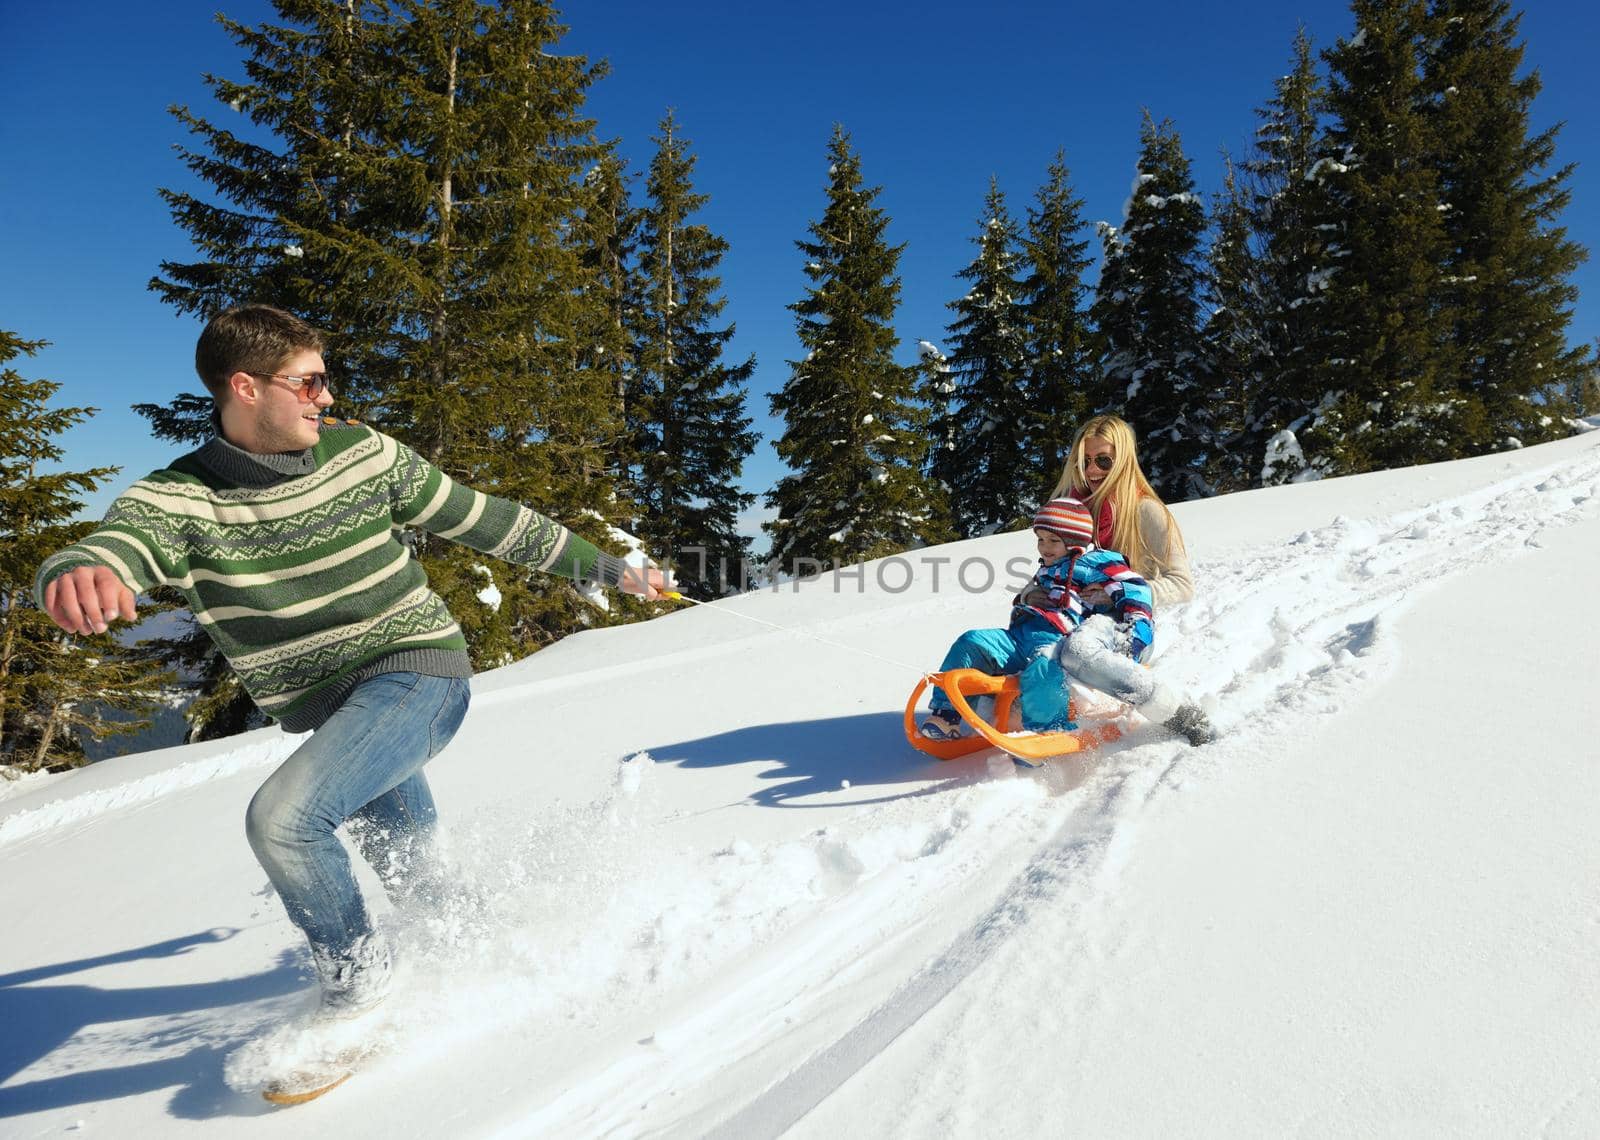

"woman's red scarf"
[1073,487,1117,550]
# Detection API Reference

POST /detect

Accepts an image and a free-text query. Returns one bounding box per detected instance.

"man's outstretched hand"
[43,566,138,637]
[618,565,673,601]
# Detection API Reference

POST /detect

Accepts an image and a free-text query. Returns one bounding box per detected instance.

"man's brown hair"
[194,305,325,399]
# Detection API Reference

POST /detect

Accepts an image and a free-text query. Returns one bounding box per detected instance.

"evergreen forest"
[2,0,1592,770]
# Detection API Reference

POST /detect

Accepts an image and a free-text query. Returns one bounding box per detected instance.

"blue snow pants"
[928,614,1071,732]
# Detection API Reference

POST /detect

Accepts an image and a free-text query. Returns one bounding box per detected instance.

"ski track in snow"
[699,763,1152,1140]
[694,450,1600,1136]
[5,443,1597,1135]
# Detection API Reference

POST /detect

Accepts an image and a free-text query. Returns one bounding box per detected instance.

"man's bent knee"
[245,780,333,856]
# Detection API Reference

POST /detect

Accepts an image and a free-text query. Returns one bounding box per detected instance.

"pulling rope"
[662,591,936,680]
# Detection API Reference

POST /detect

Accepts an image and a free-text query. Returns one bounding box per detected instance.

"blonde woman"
[1049,414,1194,608]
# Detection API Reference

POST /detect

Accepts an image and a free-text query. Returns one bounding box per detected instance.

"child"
[921,497,1213,746]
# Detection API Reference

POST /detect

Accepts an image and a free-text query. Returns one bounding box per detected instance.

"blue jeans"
[245,672,471,961]
[929,616,1071,731]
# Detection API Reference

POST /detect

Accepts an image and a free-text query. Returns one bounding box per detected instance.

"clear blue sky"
[4,0,1597,532]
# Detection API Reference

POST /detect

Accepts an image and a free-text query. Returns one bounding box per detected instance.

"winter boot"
[920,709,965,741]
[1163,702,1215,747]
[311,931,393,1022]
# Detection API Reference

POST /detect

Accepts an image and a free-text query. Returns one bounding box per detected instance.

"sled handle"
[906,669,1120,764]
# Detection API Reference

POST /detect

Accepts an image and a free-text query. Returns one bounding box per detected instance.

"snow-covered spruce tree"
[1089,112,1215,502]
[154,1,636,672]
[920,340,959,499]
[0,332,173,772]
[1238,27,1339,486]
[940,178,1034,537]
[345,2,634,657]
[576,154,644,506]
[766,127,951,572]
[1423,0,1590,450]
[1201,160,1265,494]
[1019,150,1097,497]
[1300,0,1462,475]
[1581,344,1600,416]
[632,111,758,598]
[151,1,399,420]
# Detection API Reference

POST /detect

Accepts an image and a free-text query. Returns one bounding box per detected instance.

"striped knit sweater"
[34,421,626,733]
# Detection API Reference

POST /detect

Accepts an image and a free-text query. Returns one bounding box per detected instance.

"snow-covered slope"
[4,430,1598,1138]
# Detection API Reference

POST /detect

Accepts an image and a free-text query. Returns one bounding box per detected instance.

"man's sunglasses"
[249,371,331,401]
[1084,453,1114,471]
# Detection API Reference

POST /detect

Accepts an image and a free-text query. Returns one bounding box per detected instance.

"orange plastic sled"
[904,668,1124,766]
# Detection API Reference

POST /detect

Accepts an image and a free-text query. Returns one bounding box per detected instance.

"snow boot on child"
[920,709,965,741]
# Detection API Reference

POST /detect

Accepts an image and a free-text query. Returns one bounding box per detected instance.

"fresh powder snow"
[2,428,1599,1137]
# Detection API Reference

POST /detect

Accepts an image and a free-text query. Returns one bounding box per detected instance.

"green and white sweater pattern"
[34,423,625,732]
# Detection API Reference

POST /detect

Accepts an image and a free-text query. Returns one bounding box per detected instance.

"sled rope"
[663,592,935,678]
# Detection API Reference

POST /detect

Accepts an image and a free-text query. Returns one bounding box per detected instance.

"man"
[36,304,668,1020]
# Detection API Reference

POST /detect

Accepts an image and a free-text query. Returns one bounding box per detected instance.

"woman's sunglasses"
[1084,454,1114,471]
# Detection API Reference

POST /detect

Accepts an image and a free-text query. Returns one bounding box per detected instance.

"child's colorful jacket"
[1011,548,1155,658]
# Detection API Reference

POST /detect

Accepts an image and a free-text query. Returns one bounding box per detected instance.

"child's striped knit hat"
[1032,497,1095,548]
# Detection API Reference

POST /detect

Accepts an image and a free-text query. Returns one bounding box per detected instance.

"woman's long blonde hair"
[1048,414,1183,573]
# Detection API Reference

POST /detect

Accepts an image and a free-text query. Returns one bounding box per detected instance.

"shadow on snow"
[647,709,998,808]
[0,927,302,1121]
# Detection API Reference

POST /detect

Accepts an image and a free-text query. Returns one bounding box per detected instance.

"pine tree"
[940,178,1034,537]
[578,155,645,498]
[398,2,635,657]
[153,1,636,670]
[1090,112,1215,501]
[1581,344,1600,417]
[1423,0,1590,450]
[151,1,398,416]
[1302,0,1463,475]
[1239,28,1338,485]
[919,340,959,495]
[1202,159,1264,494]
[766,127,951,572]
[1018,151,1097,499]
[0,332,174,772]
[129,394,215,448]
[632,111,759,598]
